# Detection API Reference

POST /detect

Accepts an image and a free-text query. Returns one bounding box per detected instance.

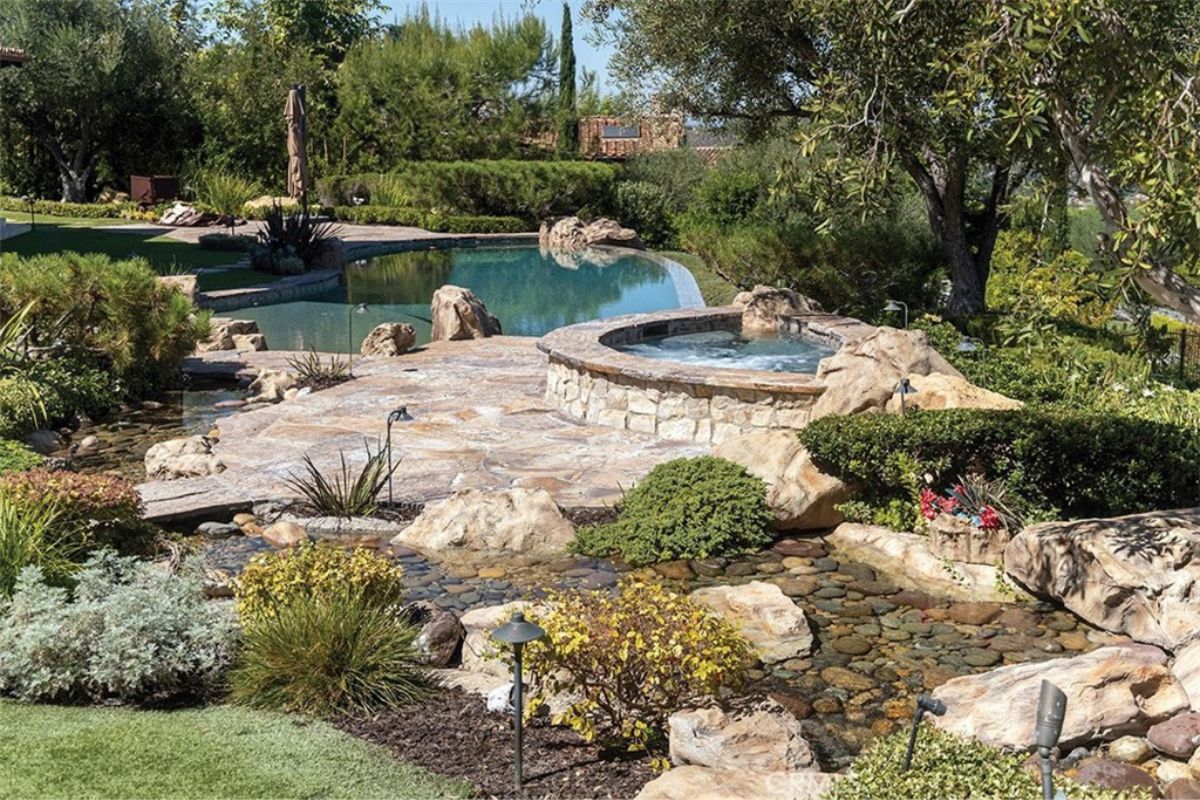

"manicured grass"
[661,250,741,306]
[0,701,473,799]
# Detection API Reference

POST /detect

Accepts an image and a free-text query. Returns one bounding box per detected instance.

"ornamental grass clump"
[229,590,432,716]
[523,579,753,756]
[572,456,773,565]
[234,542,405,624]
[0,469,153,554]
[284,447,398,519]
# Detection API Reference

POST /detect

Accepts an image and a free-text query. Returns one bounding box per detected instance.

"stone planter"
[927,513,1011,565]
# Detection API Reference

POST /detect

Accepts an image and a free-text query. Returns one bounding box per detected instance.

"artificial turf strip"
[0,701,473,799]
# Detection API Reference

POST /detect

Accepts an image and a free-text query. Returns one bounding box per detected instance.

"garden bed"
[337,688,654,799]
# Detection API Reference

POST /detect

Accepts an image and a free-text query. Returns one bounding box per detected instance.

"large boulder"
[197,318,260,353]
[668,700,816,772]
[430,285,502,341]
[689,581,813,664]
[635,766,839,800]
[360,322,416,356]
[158,274,197,303]
[811,327,963,418]
[390,488,575,557]
[248,368,297,403]
[931,644,1189,750]
[144,435,225,480]
[1148,712,1200,759]
[827,523,1022,602]
[882,372,1023,413]
[733,285,824,333]
[539,216,644,251]
[1004,510,1200,650]
[1172,641,1200,711]
[712,432,848,530]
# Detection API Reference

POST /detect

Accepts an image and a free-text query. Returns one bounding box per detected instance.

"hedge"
[800,408,1200,521]
[317,160,618,222]
[332,206,528,234]
[0,196,142,220]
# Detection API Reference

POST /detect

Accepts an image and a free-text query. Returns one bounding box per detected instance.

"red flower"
[938,495,960,514]
[979,506,1002,530]
[919,488,939,520]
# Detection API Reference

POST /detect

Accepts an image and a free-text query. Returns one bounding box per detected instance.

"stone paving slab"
[141,336,704,521]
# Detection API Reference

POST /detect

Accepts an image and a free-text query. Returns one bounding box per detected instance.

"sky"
[382,0,616,89]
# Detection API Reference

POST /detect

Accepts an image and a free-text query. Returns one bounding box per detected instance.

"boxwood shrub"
[318,160,618,222]
[0,196,142,220]
[572,456,773,565]
[332,205,529,233]
[800,408,1200,522]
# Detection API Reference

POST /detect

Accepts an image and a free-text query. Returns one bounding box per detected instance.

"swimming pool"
[234,245,691,352]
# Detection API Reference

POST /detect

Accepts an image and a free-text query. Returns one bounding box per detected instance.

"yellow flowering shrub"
[524,579,753,755]
[234,543,405,624]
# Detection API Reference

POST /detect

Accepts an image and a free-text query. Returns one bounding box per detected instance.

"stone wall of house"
[545,359,819,445]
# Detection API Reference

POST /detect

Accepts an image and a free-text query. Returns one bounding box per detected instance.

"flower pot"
[927,513,1011,565]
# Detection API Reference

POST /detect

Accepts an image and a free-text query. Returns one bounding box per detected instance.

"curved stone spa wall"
[538,307,872,445]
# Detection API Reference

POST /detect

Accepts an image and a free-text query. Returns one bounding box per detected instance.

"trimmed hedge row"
[800,408,1200,521]
[0,196,142,220]
[318,160,618,221]
[332,206,528,234]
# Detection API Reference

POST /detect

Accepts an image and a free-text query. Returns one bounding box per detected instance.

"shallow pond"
[233,245,684,352]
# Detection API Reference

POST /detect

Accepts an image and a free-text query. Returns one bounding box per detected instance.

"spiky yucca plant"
[283,445,397,518]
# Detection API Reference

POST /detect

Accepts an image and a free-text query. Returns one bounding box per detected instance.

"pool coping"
[537,307,875,395]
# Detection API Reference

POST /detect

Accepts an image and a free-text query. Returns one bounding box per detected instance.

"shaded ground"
[337,689,654,799]
[0,701,471,799]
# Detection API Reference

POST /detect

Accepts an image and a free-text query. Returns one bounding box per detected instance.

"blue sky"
[382,1,616,88]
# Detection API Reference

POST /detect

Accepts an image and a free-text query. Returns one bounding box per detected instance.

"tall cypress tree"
[557,1,579,154]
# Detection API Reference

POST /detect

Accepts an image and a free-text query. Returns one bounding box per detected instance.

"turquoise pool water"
[618,329,837,373]
[235,245,684,353]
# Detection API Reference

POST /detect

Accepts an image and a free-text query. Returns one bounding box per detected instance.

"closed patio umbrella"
[285,85,310,206]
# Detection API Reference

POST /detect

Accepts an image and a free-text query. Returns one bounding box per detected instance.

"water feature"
[233,245,684,353]
[616,329,837,373]
[53,382,246,480]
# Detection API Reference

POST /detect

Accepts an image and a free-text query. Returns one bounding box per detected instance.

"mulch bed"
[336,689,654,799]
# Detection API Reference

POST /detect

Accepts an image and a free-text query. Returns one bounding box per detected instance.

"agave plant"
[283,443,399,518]
[284,349,351,390]
[257,202,340,270]
[948,474,1028,532]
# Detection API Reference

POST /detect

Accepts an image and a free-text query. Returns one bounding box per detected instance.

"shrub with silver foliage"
[0,552,238,703]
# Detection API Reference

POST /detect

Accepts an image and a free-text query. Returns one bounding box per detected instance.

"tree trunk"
[58,169,90,203]
[943,238,988,317]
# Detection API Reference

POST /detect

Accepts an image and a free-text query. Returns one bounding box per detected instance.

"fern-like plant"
[285,349,351,390]
[283,444,398,518]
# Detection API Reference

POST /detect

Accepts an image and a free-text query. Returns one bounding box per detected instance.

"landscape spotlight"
[895,376,918,413]
[883,299,909,328]
[902,694,947,771]
[1035,680,1068,800]
[956,336,989,386]
[347,302,369,376]
[385,406,413,505]
[492,611,546,795]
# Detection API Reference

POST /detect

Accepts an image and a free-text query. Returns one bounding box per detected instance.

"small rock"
[261,521,309,548]
[668,700,816,771]
[194,521,240,539]
[1109,736,1153,764]
[233,513,257,527]
[1074,758,1159,794]
[477,566,507,579]
[1149,713,1200,759]
[1158,760,1195,784]
[819,666,875,692]
[1165,778,1200,799]
[654,560,694,580]
[690,581,814,664]
[946,602,1003,626]
[402,601,465,667]
[361,322,417,356]
[831,636,872,656]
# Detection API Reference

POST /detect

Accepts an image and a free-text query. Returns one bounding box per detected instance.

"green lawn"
[0,701,472,799]
[661,250,741,306]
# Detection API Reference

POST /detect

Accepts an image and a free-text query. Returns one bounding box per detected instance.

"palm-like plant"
[283,444,398,518]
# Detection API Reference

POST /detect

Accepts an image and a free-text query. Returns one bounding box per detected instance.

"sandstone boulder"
[539,216,644,251]
[635,766,839,800]
[668,700,816,772]
[248,368,297,403]
[391,488,574,557]
[733,285,824,333]
[459,601,530,678]
[811,327,963,418]
[931,644,1188,750]
[882,372,1022,413]
[232,333,268,352]
[198,318,261,353]
[158,274,197,303]
[689,581,813,664]
[144,436,225,480]
[360,322,416,356]
[261,521,309,548]
[403,601,465,667]
[430,285,502,341]
[1173,642,1200,711]
[712,432,848,530]
[1004,510,1200,650]
[160,202,218,227]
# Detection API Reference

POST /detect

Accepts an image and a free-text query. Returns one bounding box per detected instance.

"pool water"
[236,245,682,353]
[618,329,837,373]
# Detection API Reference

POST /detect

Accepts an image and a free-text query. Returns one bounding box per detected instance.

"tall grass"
[369,173,412,207]
[0,496,80,596]
[229,591,433,715]
[194,169,263,233]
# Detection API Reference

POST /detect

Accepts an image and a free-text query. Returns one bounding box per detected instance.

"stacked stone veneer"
[538,307,871,445]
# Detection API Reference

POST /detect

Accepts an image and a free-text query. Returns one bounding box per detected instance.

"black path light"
[385,406,413,506]
[1035,680,1068,800]
[957,336,990,385]
[895,377,918,413]
[901,694,947,771]
[492,611,546,795]
[20,195,34,232]
[883,299,909,328]
[347,302,369,376]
